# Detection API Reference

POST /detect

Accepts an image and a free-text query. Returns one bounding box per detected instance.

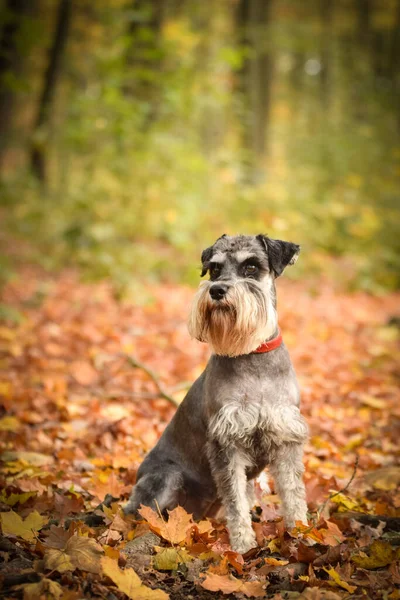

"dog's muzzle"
[209,283,229,301]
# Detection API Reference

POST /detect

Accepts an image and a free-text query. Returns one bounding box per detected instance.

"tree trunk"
[30,0,71,182]
[124,0,165,127]
[0,0,31,171]
[237,0,273,180]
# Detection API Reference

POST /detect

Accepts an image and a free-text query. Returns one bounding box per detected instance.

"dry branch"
[119,353,180,407]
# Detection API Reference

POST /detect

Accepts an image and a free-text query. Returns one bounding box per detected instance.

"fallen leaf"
[1,451,54,466]
[70,360,98,385]
[351,540,395,569]
[153,547,193,570]
[330,492,362,512]
[0,510,47,541]
[138,505,193,544]
[359,395,388,409]
[0,415,20,431]
[201,572,266,597]
[0,491,36,506]
[63,535,104,573]
[44,547,75,573]
[323,566,357,593]
[20,578,63,600]
[101,556,169,599]
[364,467,400,491]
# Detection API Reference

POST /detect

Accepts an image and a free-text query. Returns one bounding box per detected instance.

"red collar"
[252,330,283,354]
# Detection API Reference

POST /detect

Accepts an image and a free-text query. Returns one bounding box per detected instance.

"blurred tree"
[30,0,71,182]
[124,0,165,127]
[0,0,32,170]
[237,0,273,179]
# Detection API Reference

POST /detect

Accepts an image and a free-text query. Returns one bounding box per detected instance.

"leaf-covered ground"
[0,268,399,599]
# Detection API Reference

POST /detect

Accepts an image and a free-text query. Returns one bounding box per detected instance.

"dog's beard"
[188,279,277,357]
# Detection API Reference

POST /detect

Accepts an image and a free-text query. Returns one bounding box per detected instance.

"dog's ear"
[256,234,300,278]
[200,245,214,276]
[200,234,227,276]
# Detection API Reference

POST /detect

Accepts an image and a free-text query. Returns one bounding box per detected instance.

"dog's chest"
[207,378,307,448]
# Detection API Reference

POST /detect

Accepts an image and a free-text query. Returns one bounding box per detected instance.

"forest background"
[1,2,400,599]
[0,0,399,292]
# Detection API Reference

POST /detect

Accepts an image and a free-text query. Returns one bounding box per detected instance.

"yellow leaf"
[360,395,388,409]
[267,539,280,553]
[0,491,36,506]
[63,535,103,573]
[20,578,63,600]
[0,510,47,541]
[1,451,54,466]
[104,545,120,559]
[0,416,20,431]
[101,556,169,599]
[364,467,400,491]
[153,547,193,570]
[351,540,394,569]
[330,493,360,511]
[44,548,75,573]
[323,567,357,593]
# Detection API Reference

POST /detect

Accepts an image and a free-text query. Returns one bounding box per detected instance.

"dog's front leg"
[207,441,256,554]
[270,442,308,528]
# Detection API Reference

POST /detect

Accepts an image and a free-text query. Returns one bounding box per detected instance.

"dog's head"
[188,234,300,356]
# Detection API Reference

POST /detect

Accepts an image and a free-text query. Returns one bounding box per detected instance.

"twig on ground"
[317,455,359,520]
[118,353,180,407]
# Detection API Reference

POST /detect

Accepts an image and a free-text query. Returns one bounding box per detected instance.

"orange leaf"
[70,360,98,386]
[201,573,266,597]
[138,505,193,544]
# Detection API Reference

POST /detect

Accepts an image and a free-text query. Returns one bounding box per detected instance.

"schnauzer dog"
[124,234,308,554]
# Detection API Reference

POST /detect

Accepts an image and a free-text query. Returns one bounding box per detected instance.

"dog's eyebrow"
[210,252,226,263]
[234,251,258,263]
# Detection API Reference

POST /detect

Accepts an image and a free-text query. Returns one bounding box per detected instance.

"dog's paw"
[122,499,139,516]
[230,527,257,555]
[285,511,308,529]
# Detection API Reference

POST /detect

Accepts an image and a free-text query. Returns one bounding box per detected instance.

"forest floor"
[0,267,399,600]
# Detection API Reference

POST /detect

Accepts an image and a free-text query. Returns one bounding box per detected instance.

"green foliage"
[1,0,399,292]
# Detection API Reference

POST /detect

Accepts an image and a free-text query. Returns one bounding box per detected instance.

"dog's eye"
[244,264,257,276]
[210,266,221,278]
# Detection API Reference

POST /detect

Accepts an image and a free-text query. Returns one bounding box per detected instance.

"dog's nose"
[210,284,229,301]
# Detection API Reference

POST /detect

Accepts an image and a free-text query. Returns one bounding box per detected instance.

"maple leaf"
[44,534,103,574]
[201,573,267,597]
[101,556,169,599]
[138,505,193,544]
[43,524,74,549]
[44,547,75,573]
[318,520,345,546]
[0,510,47,541]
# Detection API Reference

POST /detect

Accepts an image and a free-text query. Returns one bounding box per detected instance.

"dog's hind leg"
[124,470,183,516]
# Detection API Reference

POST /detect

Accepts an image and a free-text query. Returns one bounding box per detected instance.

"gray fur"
[124,234,308,554]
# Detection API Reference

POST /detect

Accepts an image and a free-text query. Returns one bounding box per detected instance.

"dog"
[124,234,308,554]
